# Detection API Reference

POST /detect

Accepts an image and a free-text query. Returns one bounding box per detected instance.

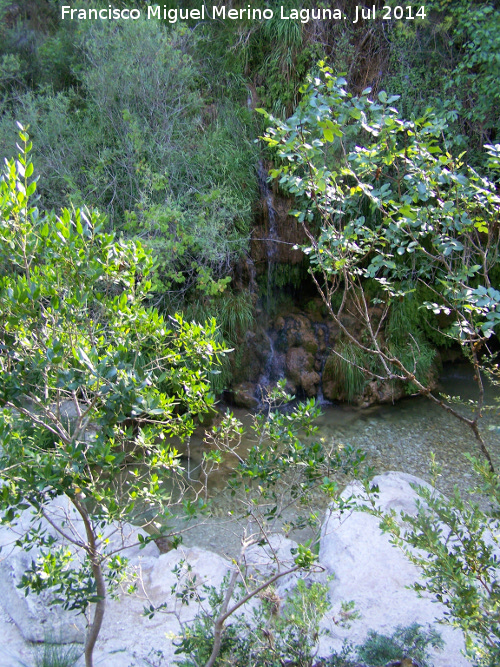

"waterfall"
[314,322,332,405]
[257,330,286,400]
[257,161,279,313]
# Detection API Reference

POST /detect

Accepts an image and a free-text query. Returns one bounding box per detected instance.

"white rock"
[0,604,35,667]
[75,546,232,666]
[146,546,230,612]
[318,471,471,666]
[244,534,300,597]
[0,473,480,666]
[0,496,158,644]
[0,496,231,665]
[0,511,86,644]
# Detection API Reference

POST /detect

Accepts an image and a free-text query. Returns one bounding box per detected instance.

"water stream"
[167,363,500,555]
[257,160,279,314]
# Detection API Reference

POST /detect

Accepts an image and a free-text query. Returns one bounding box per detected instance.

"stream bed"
[167,363,500,557]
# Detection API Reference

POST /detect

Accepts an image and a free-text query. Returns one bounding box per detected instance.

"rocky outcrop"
[230,381,260,409]
[244,534,300,598]
[286,346,320,397]
[234,158,439,409]
[231,328,272,386]
[229,300,439,408]
[0,497,160,647]
[0,500,88,645]
[250,161,307,271]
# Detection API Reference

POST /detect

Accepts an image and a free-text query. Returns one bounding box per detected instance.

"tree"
[258,63,500,471]
[0,126,228,667]
[259,64,500,665]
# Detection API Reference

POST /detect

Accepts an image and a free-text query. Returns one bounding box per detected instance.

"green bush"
[357,624,443,667]
[0,17,258,307]
[383,0,500,163]
[325,342,370,402]
[175,577,332,667]
[0,128,229,667]
[33,640,83,667]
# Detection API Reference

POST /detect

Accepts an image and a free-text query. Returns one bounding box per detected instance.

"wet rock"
[274,315,286,332]
[232,330,271,384]
[286,347,320,397]
[250,163,307,269]
[286,346,313,382]
[230,381,259,409]
[280,314,318,353]
[302,370,321,397]
[356,379,406,407]
[231,256,258,294]
[301,330,319,355]
[232,300,440,407]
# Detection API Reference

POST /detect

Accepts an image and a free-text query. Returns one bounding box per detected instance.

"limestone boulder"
[145,546,230,612]
[318,471,471,667]
[244,534,300,598]
[0,600,45,666]
[0,497,158,644]
[72,546,232,666]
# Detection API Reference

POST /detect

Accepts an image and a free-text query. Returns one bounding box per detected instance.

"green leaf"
[323,128,334,143]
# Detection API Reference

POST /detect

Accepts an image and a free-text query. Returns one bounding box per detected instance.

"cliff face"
[233,163,418,407]
[228,297,438,408]
[250,161,307,273]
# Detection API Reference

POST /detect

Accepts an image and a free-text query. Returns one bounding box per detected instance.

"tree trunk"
[84,559,106,667]
[72,496,106,667]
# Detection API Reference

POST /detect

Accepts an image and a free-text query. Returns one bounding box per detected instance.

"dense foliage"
[260,63,500,665]
[260,63,500,467]
[0,128,228,666]
[1,2,500,664]
[1,1,498,310]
